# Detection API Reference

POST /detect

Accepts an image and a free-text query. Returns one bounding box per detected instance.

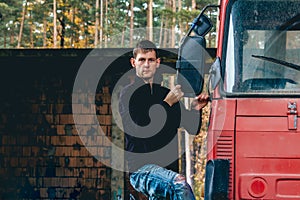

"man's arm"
[163,85,184,106]
[163,84,209,135]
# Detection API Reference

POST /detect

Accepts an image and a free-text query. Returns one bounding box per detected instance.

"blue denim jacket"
[130,164,196,200]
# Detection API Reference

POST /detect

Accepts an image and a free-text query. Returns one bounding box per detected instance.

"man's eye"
[137,58,156,63]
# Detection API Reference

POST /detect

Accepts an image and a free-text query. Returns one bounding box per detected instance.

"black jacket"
[119,77,201,171]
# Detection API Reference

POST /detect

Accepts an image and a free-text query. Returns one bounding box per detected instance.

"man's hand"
[164,85,184,106]
[191,93,210,110]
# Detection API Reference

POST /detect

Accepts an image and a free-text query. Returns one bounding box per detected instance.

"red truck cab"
[177,0,300,199]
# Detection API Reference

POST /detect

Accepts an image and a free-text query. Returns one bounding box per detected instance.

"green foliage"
[0,0,219,48]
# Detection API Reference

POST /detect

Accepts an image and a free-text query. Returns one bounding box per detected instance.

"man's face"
[130,50,160,82]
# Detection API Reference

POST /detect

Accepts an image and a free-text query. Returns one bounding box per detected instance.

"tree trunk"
[121,4,130,47]
[129,0,134,47]
[94,0,99,47]
[192,0,196,10]
[100,0,103,47]
[70,8,75,47]
[29,11,33,48]
[163,20,169,48]
[53,0,57,48]
[4,30,6,48]
[43,15,47,47]
[104,0,108,47]
[171,0,176,47]
[162,0,169,48]
[147,0,153,41]
[30,21,33,48]
[159,15,164,47]
[178,0,183,40]
[10,25,15,46]
[17,0,27,48]
[85,33,88,48]
[59,17,65,48]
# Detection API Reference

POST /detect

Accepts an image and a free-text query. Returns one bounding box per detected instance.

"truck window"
[223,0,300,94]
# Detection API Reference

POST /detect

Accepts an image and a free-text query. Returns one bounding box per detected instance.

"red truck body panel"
[204,0,300,198]
[200,0,300,198]
[207,98,300,199]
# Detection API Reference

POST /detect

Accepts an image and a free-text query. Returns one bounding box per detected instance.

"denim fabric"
[130,164,196,200]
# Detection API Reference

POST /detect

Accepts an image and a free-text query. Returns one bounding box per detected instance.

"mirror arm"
[186,4,220,38]
[178,4,219,61]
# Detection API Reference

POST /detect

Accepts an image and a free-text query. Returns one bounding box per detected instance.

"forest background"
[0,0,218,48]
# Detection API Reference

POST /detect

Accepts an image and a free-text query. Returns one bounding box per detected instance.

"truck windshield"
[224,0,300,95]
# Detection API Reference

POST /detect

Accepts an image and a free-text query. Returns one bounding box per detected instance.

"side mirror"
[176,5,218,97]
[192,14,213,37]
[176,36,206,97]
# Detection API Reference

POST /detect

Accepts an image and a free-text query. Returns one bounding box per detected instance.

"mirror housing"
[176,36,206,97]
[192,14,213,37]
[176,5,218,97]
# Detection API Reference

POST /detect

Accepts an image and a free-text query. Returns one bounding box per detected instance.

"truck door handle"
[287,102,298,130]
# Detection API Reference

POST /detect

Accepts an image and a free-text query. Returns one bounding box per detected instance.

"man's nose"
[144,60,151,66]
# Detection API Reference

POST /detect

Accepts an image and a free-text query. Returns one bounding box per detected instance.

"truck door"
[219,0,300,199]
[236,99,300,199]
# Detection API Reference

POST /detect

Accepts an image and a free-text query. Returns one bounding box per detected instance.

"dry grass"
[192,75,211,200]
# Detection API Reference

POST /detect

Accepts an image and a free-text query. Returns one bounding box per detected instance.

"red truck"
[177,0,300,199]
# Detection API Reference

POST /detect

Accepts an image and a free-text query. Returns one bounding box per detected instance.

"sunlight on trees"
[0,0,218,49]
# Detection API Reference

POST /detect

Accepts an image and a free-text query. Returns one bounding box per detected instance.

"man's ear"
[156,58,161,68]
[130,57,136,68]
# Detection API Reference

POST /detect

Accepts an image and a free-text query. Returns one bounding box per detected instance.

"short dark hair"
[132,40,159,58]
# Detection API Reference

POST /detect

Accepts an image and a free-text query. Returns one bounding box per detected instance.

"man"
[119,40,209,199]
